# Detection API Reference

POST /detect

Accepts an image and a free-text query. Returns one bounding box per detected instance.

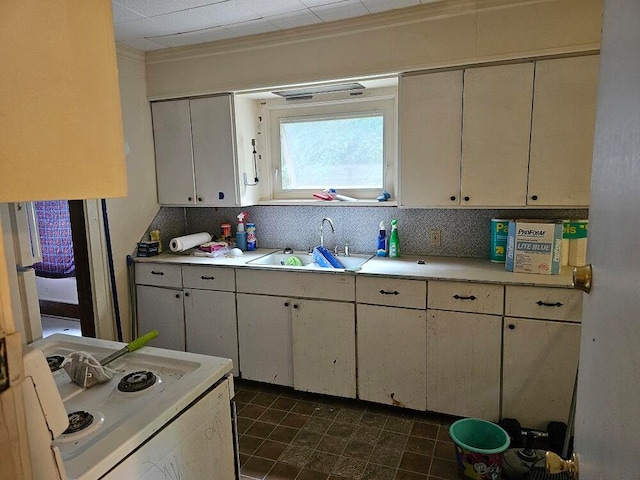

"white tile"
[360,0,419,14]
[153,27,237,47]
[267,10,323,29]
[225,19,280,37]
[236,0,309,17]
[190,0,262,25]
[311,0,370,23]
[299,0,347,7]
[115,0,186,17]
[112,3,145,23]
[41,316,82,338]
[114,10,214,41]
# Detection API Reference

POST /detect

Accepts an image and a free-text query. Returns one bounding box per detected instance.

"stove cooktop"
[30,334,233,480]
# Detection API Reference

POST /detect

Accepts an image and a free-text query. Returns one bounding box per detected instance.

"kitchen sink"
[247,250,373,271]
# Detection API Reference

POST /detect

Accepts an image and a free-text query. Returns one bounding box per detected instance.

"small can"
[149,230,162,253]
[246,223,257,251]
[221,223,232,241]
[490,219,510,263]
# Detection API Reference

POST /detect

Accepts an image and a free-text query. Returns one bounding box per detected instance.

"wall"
[145,0,602,99]
[145,206,588,259]
[103,47,159,341]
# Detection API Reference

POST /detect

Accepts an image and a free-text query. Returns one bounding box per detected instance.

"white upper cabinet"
[151,94,258,207]
[528,55,600,206]
[151,99,196,205]
[399,70,463,207]
[399,56,598,208]
[461,63,534,206]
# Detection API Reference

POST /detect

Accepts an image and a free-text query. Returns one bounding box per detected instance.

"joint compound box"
[505,219,563,275]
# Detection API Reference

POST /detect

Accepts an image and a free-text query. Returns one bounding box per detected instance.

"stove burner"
[118,370,157,392]
[47,355,66,372]
[64,411,94,434]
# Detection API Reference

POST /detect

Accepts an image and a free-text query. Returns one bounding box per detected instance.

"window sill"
[257,199,397,207]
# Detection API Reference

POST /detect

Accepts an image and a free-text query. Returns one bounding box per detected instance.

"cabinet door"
[136,285,185,351]
[399,71,463,207]
[190,95,238,207]
[427,310,501,419]
[528,55,600,206]
[292,299,356,398]
[184,289,239,376]
[357,304,426,410]
[236,293,293,386]
[503,318,580,430]
[461,63,534,206]
[151,100,197,205]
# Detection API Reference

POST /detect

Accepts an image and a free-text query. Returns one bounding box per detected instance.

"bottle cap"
[379,221,385,230]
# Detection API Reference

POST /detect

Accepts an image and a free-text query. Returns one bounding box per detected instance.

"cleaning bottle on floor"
[389,219,400,258]
[377,221,387,257]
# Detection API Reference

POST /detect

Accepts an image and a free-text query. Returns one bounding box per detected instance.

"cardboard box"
[505,219,563,275]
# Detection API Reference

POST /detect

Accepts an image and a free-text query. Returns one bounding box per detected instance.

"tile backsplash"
[145,205,588,259]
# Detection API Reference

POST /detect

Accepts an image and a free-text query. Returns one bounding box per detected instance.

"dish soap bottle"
[389,219,400,258]
[377,221,387,257]
[236,211,248,251]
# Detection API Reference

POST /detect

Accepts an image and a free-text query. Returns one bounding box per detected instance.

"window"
[263,88,396,201]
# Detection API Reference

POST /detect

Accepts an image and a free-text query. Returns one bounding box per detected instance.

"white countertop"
[135,249,576,288]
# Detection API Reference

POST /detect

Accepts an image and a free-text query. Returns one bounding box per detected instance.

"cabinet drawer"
[182,265,235,292]
[236,269,354,302]
[427,281,503,314]
[135,263,182,288]
[505,286,582,322]
[356,276,426,309]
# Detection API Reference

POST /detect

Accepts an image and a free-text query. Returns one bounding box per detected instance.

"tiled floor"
[235,380,461,480]
[41,315,82,338]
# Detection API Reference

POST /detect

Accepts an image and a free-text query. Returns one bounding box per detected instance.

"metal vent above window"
[272,82,365,99]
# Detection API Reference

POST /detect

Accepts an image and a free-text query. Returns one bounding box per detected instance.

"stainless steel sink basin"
[247,250,372,271]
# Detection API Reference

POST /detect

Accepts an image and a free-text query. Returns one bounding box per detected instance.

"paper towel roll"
[169,232,212,252]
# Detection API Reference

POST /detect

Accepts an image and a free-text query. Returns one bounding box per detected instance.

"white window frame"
[261,88,397,202]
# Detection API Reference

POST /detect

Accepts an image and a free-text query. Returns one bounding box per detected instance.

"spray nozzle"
[237,211,248,223]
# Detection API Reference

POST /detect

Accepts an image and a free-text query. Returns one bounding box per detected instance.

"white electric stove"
[25,334,238,480]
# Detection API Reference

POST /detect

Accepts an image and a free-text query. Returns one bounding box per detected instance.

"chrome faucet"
[320,217,335,248]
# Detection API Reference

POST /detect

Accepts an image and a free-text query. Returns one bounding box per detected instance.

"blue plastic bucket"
[449,418,510,480]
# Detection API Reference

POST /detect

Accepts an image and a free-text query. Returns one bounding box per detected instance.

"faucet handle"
[344,242,350,257]
[334,245,340,256]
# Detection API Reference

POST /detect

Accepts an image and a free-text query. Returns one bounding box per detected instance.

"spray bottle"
[377,221,387,257]
[389,219,400,258]
[236,211,248,251]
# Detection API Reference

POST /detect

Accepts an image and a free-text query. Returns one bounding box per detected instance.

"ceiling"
[113,0,437,51]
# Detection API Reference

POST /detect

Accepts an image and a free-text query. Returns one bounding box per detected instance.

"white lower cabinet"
[357,304,427,410]
[236,293,294,387]
[136,285,186,352]
[502,317,581,430]
[426,310,502,419]
[184,289,239,376]
[292,300,356,398]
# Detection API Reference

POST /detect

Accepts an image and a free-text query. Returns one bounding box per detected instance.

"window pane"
[280,115,384,190]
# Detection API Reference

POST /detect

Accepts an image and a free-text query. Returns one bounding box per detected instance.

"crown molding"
[145,0,510,64]
[116,44,145,62]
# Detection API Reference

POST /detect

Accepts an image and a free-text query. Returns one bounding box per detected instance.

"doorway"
[36,200,95,337]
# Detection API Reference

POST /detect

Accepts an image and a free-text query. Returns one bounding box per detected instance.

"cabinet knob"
[531,195,538,201]
[151,271,164,276]
[197,197,203,202]
[293,304,299,309]
[284,302,289,307]
[508,324,515,330]
[464,196,470,202]
[200,276,215,280]
[175,294,180,299]
[379,290,400,296]
[450,196,456,201]
[184,292,190,297]
[188,196,193,202]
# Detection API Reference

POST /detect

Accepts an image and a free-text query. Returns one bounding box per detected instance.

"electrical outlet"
[430,229,441,247]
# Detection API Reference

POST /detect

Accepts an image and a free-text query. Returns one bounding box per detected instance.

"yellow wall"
[145,0,602,99]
